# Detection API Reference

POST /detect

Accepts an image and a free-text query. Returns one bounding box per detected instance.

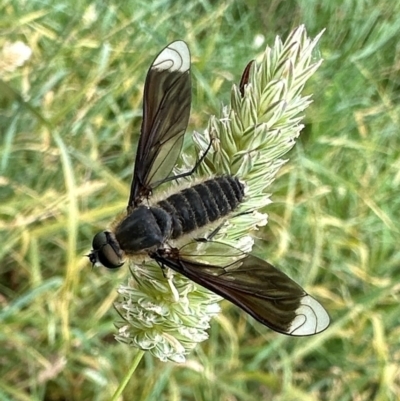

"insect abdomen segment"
[157,176,245,239]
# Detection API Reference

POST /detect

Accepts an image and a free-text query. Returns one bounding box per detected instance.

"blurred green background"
[1,0,400,400]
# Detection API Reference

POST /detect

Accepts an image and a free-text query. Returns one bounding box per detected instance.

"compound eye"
[92,231,108,250]
[91,231,125,269]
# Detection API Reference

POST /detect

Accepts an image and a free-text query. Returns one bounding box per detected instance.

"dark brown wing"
[128,41,191,210]
[152,244,330,336]
[239,60,254,96]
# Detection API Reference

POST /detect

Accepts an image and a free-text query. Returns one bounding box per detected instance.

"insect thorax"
[115,175,245,253]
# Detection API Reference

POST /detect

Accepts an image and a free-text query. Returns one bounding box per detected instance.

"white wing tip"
[288,295,330,336]
[153,41,190,73]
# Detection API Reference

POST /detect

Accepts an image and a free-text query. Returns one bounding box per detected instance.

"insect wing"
[239,60,254,96]
[154,243,330,336]
[128,41,191,210]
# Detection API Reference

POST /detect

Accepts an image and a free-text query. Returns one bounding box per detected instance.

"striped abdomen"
[157,176,245,239]
[114,175,245,254]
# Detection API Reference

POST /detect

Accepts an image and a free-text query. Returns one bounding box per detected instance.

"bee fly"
[89,41,330,336]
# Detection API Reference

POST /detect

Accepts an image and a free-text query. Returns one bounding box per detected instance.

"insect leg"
[151,138,214,188]
[195,210,255,242]
[194,221,227,242]
[155,256,180,302]
[171,137,214,180]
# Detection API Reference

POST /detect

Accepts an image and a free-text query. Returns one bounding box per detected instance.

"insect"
[89,41,330,336]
